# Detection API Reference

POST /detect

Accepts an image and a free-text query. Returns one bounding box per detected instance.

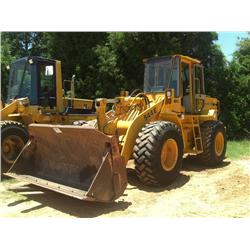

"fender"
[121,99,164,163]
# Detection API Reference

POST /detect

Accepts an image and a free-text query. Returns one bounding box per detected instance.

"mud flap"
[5,124,127,202]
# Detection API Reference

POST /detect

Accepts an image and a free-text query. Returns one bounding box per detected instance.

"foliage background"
[1,32,249,139]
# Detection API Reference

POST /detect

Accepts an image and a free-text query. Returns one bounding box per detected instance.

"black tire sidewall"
[151,126,183,185]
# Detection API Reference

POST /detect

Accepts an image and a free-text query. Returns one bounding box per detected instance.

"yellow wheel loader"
[5,55,227,202]
[1,56,95,173]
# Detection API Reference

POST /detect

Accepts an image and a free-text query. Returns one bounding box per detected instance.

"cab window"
[194,65,205,94]
[182,63,190,96]
[39,64,56,107]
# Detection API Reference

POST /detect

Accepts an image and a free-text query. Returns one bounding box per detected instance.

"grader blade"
[5,124,127,202]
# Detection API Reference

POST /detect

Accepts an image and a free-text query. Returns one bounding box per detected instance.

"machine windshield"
[143,57,180,97]
[7,59,33,102]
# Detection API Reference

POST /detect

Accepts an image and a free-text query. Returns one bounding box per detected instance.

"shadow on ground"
[8,185,131,217]
[6,158,230,217]
[182,157,231,172]
[127,169,190,192]
[127,158,230,192]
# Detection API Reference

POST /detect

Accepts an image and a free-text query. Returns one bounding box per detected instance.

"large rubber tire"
[133,121,183,186]
[1,121,29,174]
[199,120,227,166]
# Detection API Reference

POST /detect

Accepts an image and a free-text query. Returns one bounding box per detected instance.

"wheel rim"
[215,131,224,157]
[161,139,178,171]
[2,135,25,164]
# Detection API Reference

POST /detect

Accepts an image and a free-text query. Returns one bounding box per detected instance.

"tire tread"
[133,121,182,186]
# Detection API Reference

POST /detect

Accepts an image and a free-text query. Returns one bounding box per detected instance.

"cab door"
[38,62,57,111]
[181,61,192,113]
[192,64,206,113]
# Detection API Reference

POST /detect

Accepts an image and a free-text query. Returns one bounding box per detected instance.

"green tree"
[1,34,15,98]
[1,32,48,99]
[1,32,227,100]
[45,32,107,98]
[222,36,250,139]
[92,32,227,98]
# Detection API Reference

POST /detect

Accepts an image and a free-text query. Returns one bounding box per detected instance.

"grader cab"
[5,55,227,202]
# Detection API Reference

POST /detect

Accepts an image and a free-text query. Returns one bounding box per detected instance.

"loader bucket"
[5,124,127,202]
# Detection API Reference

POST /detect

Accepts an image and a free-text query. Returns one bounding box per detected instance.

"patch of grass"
[0,178,19,184]
[226,140,250,159]
[0,190,20,202]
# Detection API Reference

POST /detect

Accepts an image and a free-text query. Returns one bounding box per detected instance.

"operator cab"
[143,55,206,114]
[7,56,57,108]
[143,56,180,97]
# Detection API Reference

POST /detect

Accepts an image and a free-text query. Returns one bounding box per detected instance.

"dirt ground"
[0,157,249,218]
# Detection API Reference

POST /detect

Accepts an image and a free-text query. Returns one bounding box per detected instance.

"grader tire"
[133,121,183,186]
[1,121,29,174]
[199,120,227,166]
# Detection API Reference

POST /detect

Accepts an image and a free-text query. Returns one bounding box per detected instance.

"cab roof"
[11,56,57,64]
[143,54,201,64]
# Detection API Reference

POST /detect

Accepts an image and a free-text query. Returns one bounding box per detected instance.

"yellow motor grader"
[1,56,95,173]
[4,55,227,202]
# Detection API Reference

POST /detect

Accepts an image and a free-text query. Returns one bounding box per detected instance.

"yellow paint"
[1,60,96,127]
[55,60,64,113]
[161,139,178,171]
[94,55,221,161]
[215,131,224,156]
[63,97,93,110]
[2,134,25,164]
[120,99,164,163]
[1,54,222,169]
[0,100,18,121]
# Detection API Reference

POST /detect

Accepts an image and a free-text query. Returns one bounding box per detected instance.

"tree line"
[1,32,249,139]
